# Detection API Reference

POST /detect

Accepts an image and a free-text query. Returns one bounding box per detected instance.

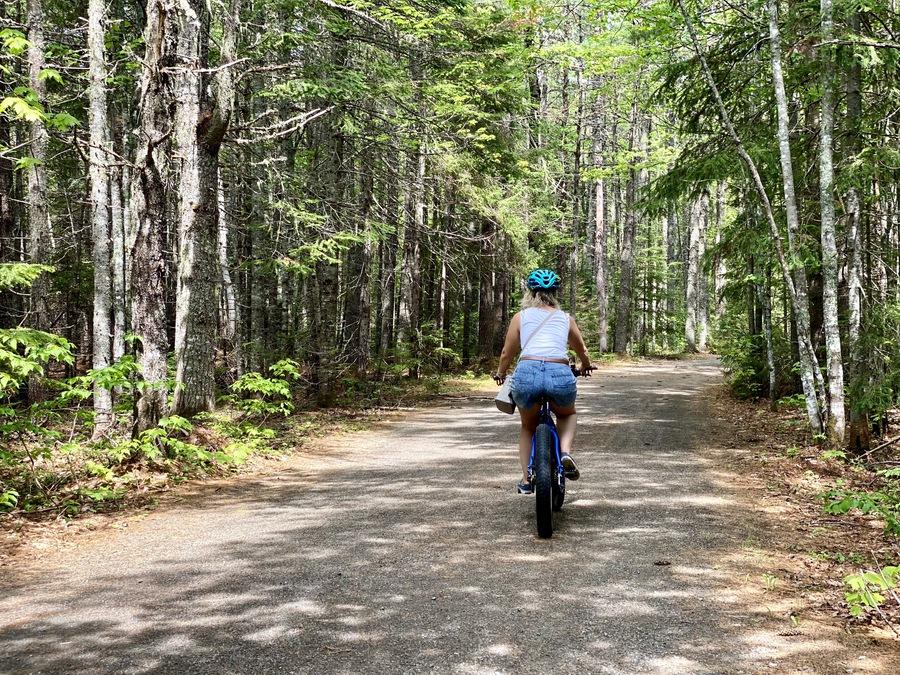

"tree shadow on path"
[0,358,886,674]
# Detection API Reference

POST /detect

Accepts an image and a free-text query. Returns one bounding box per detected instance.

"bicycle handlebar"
[493,364,597,385]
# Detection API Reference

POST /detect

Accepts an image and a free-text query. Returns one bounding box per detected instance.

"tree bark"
[171,0,215,416]
[714,183,727,320]
[594,174,608,352]
[378,174,398,363]
[172,0,240,416]
[697,191,709,351]
[355,154,375,372]
[111,160,126,363]
[685,198,700,352]
[398,145,424,376]
[766,0,826,429]
[757,274,777,409]
[614,164,637,353]
[818,0,846,443]
[87,0,114,433]
[26,0,53,400]
[478,218,496,362]
[130,0,176,434]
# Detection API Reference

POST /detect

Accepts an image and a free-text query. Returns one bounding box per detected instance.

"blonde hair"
[521,288,560,309]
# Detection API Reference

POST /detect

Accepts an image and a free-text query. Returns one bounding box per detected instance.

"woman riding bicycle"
[493,269,593,494]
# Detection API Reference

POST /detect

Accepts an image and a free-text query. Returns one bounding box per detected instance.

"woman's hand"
[571,363,596,377]
[492,372,507,385]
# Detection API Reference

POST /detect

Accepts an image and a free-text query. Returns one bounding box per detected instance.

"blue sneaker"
[561,454,580,480]
[516,481,533,494]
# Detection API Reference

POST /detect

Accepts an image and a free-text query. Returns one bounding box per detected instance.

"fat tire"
[534,423,554,538]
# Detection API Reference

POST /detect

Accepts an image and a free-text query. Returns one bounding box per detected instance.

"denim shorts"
[510,360,577,410]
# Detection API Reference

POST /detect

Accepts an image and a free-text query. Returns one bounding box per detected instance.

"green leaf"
[49,112,79,131]
[0,96,44,123]
[14,156,42,171]
[38,68,63,84]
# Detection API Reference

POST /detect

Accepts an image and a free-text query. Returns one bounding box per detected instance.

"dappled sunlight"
[1,358,886,673]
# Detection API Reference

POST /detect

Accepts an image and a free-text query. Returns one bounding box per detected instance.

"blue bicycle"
[530,397,566,538]
[528,364,594,538]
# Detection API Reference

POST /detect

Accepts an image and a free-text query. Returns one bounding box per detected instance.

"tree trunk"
[570,48,585,312]
[130,0,176,434]
[757,275,777,410]
[614,168,637,354]
[217,167,240,375]
[818,0,846,443]
[478,218,496,363]
[355,155,375,373]
[378,177,398,363]
[172,0,240,416]
[26,0,53,400]
[685,198,700,352]
[171,0,216,417]
[594,175,608,352]
[111,159,127,363]
[398,146,424,376]
[87,0,114,433]
[766,0,825,430]
[845,9,863,355]
[665,206,676,345]
[714,183,727,320]
[697,191,709,351]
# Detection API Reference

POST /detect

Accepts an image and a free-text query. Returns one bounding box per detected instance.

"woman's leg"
[517,404,541,481]
[550,403,577,455]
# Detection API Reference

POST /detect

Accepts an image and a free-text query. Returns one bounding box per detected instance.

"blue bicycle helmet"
[526,268,561,291]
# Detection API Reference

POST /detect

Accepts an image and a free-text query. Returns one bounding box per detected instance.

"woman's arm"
[495,313,522,379]
[568,318,592,371]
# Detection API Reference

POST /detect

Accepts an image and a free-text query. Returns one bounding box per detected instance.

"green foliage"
[0,264,72,396]
[228,359,302,419]
[112,416,204,463]
[0,263,54,290]
[848,301,900,424]
[0,93,43,123]
[0,488,18,509]
[0,328,74,396]
[0,28,30,56]
[844,567,900,618]
[823,484,900,535]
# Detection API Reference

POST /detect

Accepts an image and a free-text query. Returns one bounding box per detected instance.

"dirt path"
[1,358,896,674]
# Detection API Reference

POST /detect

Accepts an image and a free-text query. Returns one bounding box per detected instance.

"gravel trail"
[0,358,886,673]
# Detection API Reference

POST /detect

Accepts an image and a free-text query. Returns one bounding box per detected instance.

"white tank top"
[519,308,570,360]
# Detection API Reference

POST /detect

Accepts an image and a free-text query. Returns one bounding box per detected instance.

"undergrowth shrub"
[844,567,900,618]
[715,302,793,400]
[225,359,302,419]
[823,478,900,536]
[847,301,900,428]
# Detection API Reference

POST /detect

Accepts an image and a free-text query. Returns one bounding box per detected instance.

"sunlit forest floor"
[3,357,898,672]
[706,391,900,638]
[2,356,899,657]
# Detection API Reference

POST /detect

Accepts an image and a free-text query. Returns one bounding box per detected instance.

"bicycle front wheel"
[533,423,554,538]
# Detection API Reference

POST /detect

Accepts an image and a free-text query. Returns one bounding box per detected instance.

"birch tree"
[676,0,824,432]
[766,0,825,430]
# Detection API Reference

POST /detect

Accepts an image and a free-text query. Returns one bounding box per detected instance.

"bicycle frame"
[527,400,565,485]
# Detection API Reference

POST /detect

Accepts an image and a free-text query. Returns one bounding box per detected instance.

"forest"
[1,0,899,514]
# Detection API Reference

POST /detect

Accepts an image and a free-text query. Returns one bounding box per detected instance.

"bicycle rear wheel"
[533,423,553,538]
